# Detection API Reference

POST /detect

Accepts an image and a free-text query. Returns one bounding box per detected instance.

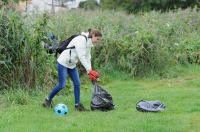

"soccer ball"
[54,103,68,116]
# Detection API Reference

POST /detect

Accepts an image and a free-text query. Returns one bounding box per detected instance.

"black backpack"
[44,34,87,55]
[91,82,115,111]
[136,100,166,112]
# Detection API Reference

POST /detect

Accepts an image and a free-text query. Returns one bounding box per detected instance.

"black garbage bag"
[136,100,166,112]
[91,82,115,111]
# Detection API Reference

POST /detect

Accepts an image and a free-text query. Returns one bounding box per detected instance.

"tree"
[100,0,200,13]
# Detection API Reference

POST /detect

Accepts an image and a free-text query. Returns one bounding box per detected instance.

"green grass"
[1,65,200,132]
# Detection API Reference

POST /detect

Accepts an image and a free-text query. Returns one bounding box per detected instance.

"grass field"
[1,65,200,132]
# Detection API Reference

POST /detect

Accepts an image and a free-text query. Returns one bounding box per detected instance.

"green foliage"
[0,9,54,89]
[0,8,27,88]
[0,0,19,4]
[79,0,99,10]
[3,88,30,105]
[101,0,200,13]
[100,0,119,10]
[1,8,200,90]
[19,9,200,79]
[1,84,44,106]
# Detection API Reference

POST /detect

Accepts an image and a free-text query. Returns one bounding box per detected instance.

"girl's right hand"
[88,70,100,81]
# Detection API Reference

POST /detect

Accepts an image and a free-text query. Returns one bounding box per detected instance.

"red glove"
[89,70,100,81]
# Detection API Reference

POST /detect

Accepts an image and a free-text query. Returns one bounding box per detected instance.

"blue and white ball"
[54,103,68,116]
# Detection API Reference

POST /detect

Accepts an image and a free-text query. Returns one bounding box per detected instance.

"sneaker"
[75,103,89,112]
[42,98,53,108]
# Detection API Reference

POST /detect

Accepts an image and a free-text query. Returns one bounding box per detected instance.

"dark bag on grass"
[136,100,166,112]
[91,82,115,111]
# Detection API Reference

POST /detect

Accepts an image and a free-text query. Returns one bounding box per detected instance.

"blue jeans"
[48,63,81,105]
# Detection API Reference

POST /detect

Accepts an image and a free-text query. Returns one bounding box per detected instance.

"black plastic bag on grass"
[136,100,166,112]
[91,82,115,111]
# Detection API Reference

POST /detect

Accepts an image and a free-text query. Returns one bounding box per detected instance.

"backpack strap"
[68,34,88,63]
[66,34,88,49]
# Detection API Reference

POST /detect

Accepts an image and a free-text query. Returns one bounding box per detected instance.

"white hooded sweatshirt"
[57,32,92,73]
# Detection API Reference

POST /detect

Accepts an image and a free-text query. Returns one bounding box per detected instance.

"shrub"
[79,0,99,10]
[0,9,54,89]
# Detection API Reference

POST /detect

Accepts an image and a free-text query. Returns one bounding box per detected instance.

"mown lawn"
[1,66,200,132]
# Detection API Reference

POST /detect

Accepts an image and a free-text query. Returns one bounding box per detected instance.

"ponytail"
[88,28,92,33]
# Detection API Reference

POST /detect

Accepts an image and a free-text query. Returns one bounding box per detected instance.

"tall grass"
[48,9,200,77]
[0,9,54,90]
[0,8,200,90]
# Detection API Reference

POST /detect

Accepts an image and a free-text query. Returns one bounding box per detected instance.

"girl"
[43,29,102,111]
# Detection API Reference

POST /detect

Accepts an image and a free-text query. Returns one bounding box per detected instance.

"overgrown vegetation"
[48,8,200,77]
[0,8,200,90]
[0,8,54,89]
[79,0,99,10]
[100,0,200,13]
